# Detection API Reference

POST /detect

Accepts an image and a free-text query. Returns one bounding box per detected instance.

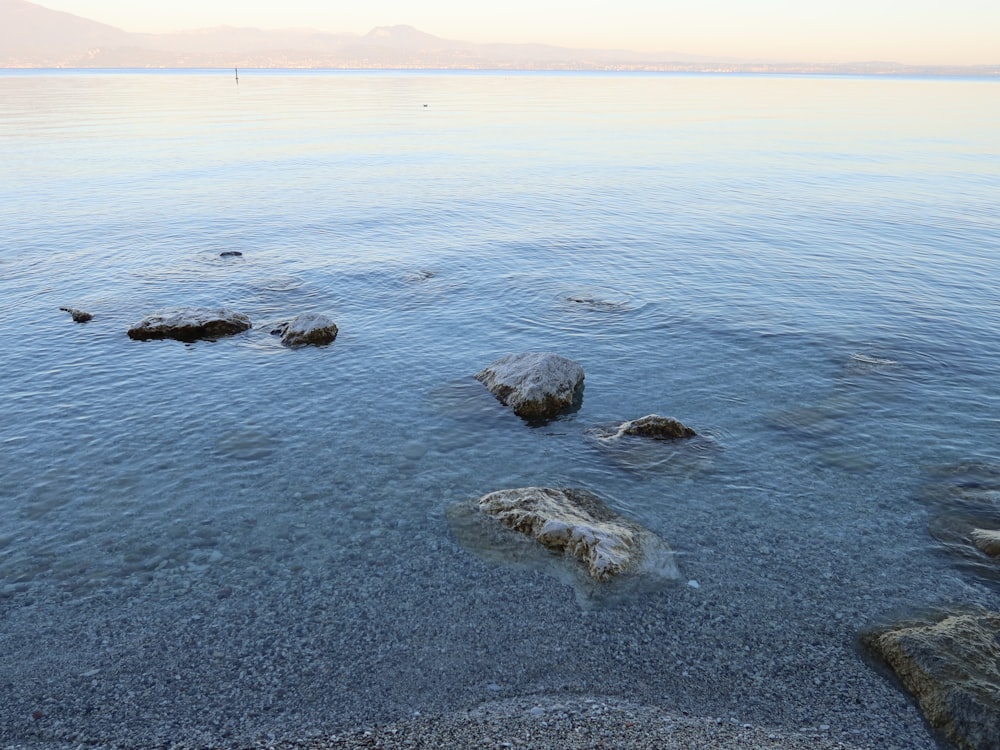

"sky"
[34,0,1000,65]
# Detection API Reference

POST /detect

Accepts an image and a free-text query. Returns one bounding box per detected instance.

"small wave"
[850,353,899,366]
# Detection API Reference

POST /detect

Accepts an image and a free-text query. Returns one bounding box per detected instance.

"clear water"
[1,70,999,747]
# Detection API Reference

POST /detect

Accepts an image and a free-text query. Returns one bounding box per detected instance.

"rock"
[928,515,1000,585]
[271,313,338,347]
[60,307,93,323]
[971,528,1000,558]
[861,610,1000,750]
[219,250,243,257]
[920,463,1000,584]
[127,308,251,342]
[474,352,584,421]
[474,486,678,582]
[595,414,696,441]
[918,462,1000,512]
[585,415,713,475]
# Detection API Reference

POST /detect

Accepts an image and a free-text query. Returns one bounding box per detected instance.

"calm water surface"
[1,70,998,747]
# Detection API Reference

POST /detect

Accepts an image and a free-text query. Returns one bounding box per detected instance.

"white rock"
[477,486,678,582]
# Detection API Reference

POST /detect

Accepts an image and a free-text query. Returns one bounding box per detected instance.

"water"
[1,69,999,747]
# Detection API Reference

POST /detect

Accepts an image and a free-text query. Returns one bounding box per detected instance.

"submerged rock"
[930,515,1000,570]
[127,308,251,342]
[219,250,243,257]
[271,313,338,347]
[585,415,714,475]
[971,528,1000,558]
[474,352,584,421]
[862,610,1000,750]
[594,414,697,441]
[921,462,1000,585]
[60,307,93,323]
[471,486,679,582]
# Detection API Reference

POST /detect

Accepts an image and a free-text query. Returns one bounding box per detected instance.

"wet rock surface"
[127,307,252,342]
[920,462,1000,586]
[862,610,1000,750]
[585,415,715,475]
[593,414,697,440]
[466,486,679,583]
[59,307,93,323]
[272,313,339,347]
[474,352,584,421]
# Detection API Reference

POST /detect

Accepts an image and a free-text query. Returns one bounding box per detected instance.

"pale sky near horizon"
[34,0,1000,65]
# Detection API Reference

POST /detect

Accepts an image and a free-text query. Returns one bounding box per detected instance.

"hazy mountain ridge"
[2,0,998,75]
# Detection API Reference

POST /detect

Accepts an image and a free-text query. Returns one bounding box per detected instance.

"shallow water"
[1,70,999,748]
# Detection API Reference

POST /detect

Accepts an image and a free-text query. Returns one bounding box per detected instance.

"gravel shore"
[274,696,880,750]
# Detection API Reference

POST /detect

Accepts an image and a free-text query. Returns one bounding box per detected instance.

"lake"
[1,69,998,748]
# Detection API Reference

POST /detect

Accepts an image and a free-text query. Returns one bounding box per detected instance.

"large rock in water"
[862,610,1000,750]
[127,308,251,342]
[474,352,584,420]
[476,487,678,582]
[272,313,338,347]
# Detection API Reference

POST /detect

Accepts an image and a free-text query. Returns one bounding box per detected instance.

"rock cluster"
[862,611,1000,750]
[475,486,679,582]
[271,312,339,347]
[126,307,252,342]
[474,352,585,421]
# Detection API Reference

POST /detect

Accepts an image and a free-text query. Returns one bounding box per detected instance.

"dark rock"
[59,307,93,323]
[585,415,713,475]
[127,308,251,342]
[271,313,338,347]
[862,610,1000,750]
[474,352,584,421]
[600,414,696,440]
[219,251,243,257]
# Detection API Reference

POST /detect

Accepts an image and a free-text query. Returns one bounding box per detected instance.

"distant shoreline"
[2,66,999,78]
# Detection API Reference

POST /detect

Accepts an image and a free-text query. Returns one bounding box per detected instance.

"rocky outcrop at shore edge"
[475,352,584,421]
[127,307,252,342]
[475,486,679,582]
[271,312,339,347]
[861,610,1000,750]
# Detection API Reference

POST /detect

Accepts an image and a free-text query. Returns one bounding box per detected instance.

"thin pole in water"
[235,67,239,85]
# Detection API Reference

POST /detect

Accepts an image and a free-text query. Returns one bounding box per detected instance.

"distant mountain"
[0,3,701,69]
[0,0,131,64]
[1,0,997,75]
